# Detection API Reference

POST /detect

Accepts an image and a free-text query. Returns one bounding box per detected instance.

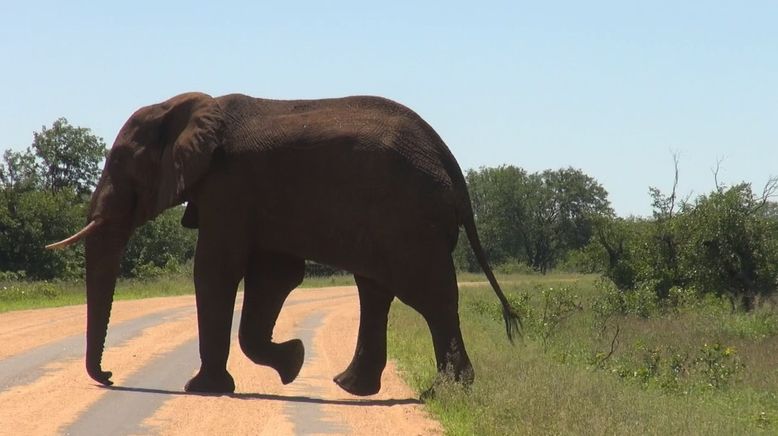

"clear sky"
[1,1,775,216]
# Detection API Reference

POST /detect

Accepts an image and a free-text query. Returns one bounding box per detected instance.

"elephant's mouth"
[45,218,105,250]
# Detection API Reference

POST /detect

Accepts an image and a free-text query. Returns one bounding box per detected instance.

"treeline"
[455,166,612,273]
[456,164,778,309]
[2,120,777,309]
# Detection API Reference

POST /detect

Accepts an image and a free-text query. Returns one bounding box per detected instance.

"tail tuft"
[441,147,522,342]
[463,213,522,343]
[502,304,522,343]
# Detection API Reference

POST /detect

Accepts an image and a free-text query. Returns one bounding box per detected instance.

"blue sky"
[1,1,775,216]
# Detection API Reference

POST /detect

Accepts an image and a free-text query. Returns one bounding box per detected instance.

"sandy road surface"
[0,286,441,435]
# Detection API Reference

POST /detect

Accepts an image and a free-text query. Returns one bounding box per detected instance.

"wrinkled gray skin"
[80,92,517,396]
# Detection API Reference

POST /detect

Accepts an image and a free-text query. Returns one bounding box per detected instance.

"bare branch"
[754,176,778,212]
[669,153,679,217]
[763,176,778,200]
[711,156,725,192]
[682,190,694,209]
[596,324,620,366]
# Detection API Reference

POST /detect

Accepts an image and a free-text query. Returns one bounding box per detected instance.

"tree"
[523,168,612,273]
[588,215,649,290]
[464,165,530,267]
[0,149,40,191]
[678,183,778,309]
[460,166,612,273]
[1,118,106,196]
[589,172,778,310]
[30,118,107,195]
[0,119,106,279]
[0,188,86,279]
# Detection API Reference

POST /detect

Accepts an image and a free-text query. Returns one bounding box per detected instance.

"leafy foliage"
[0,119,106,279]
[678,184,778,308]
[459,165,612,273]
[0,119,197,280]
[0,189,87,279]
[589,183,778,309]
[461,165,529,269]
[523,168,612,273]
[122,206,197,278]
[1,118,106,195]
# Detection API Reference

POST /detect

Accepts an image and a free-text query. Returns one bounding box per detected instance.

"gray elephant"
[48,92,519,396]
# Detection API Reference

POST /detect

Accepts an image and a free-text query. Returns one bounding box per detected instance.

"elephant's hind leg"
[239,252,305,385]
[397,257,474,394]
[333,275,394,396]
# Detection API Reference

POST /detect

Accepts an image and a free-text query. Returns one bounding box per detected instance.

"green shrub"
[592,184,778,309]
[121,206,196,278]
[0,271,26,281]
[592,278,661,324]
[695,343,745,389]
[494,261,535,275]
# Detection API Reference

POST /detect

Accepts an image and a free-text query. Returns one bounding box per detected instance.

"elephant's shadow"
[103,385,422,406]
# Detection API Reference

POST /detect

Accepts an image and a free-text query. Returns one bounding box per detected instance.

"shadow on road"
[103,385,421,406]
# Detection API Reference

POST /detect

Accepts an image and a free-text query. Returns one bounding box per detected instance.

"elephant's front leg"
[184,233,246,394]
[334,275,394,396]
[239,252,305,384]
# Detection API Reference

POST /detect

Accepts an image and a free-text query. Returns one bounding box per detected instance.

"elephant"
[47,92,519,396]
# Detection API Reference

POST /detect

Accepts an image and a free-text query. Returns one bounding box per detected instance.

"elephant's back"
[216,94,458,192]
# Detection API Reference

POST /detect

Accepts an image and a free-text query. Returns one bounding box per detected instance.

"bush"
[494,260,536,275]
[121,206,196,278]
[677,185,778,309]
[592,184,778,310]
[0,189,86,280]
[0,271,26,281]
[694,343,745,389]
[606,341,744,391]
[304,260,345,277]
[592,279,660,322]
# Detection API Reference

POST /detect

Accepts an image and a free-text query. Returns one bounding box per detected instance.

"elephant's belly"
[218,145,460,275]
[252,189,457,277]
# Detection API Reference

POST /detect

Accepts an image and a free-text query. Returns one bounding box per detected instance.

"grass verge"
[0,273,356,313]
[388,274,778,435]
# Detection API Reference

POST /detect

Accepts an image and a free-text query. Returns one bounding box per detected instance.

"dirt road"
[0,286,441,435]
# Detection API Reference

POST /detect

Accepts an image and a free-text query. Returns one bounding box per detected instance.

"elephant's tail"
[462,212,522,342]
[430,130,521,341]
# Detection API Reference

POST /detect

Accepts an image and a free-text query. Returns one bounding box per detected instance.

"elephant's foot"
[241,338,305,385]
[184,368,235,394]
[273,339,305,384]
[333,365,382,396]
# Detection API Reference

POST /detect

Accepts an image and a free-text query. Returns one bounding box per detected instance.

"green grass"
[0,275,196,313]
[388,274,778,435]
[300,274,356,288]
[0,273,357,313]
[456,271,595,287]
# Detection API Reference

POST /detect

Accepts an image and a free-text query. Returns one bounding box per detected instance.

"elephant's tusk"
[45,218,104,250]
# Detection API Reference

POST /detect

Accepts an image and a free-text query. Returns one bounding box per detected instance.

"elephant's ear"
[151,93,224,218]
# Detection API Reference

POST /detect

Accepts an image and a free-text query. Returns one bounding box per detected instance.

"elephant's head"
[46,92,223,385]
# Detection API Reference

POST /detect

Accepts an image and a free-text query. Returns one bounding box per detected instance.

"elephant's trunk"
[84,221,131,385]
